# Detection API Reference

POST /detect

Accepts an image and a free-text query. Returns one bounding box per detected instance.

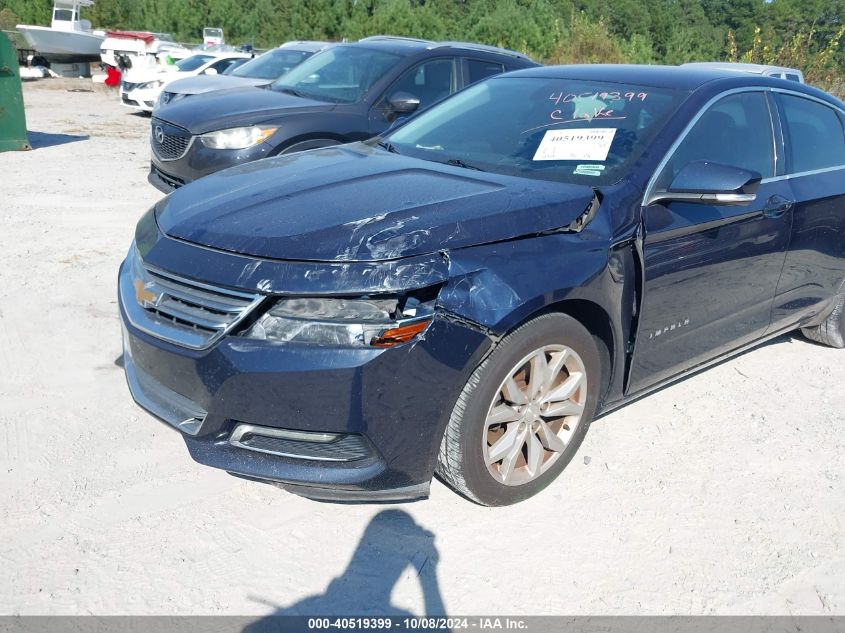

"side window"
[466,58,505,85]
[785,74,801,83]
[780,94,845,173]
[659,92,774,186]
[388,58,457,110]
[210,58,240,74]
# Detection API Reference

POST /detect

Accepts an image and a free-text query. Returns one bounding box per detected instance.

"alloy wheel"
[482,345,588,486]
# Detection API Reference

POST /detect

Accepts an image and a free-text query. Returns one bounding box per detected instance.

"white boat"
[202,28,224,48]
[17,0,105,63]
[100,31,190,71]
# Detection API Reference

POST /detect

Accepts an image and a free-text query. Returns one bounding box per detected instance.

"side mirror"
[388,91,421,114]
[650,161,762,206]
[203,67,218,76]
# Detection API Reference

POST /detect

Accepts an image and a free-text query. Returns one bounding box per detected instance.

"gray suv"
[148,36,538,191]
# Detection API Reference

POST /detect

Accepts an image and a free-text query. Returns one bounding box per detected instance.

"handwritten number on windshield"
[549,90,648,105]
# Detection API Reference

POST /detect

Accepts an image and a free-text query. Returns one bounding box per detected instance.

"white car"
[120,52,251,113]
[155,41,330,111]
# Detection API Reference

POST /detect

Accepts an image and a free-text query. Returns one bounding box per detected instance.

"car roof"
[506,64,804,90]
[355,35,535,62]
[503,64,845,110]
[190,51,251,60]
[278,41,332,53]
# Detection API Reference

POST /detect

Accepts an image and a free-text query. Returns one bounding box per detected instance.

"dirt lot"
[1,79,843,617]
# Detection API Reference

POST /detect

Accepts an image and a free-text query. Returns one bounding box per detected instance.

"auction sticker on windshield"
[533,128,617,161]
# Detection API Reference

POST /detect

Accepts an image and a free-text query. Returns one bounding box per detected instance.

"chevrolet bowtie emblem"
[134,279,158,306]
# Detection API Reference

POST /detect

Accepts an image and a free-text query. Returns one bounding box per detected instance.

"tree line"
[2,0,843,95]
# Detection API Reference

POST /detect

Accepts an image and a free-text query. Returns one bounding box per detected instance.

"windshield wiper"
[444,158,485,172]
[276,86,305,98]
[377,140,400,154]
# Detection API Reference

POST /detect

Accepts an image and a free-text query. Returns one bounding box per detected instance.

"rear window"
[780,94,845,173]
[466,59,505,85]
[211,58,244,74]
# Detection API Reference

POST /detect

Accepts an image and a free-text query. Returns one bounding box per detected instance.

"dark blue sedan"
[119,65,845,505]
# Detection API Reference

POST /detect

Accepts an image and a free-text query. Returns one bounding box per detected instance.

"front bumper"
[118,250,491,501]
[122,87,160,112]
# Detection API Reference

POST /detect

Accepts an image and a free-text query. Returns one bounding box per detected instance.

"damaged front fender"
[436,229,612,335]
[137,193,614,338]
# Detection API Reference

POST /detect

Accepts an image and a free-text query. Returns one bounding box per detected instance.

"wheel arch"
[491,298,618,407]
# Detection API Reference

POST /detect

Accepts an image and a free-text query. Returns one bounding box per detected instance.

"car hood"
[153,86,335,134]
[164,74,269,95]
[156,143,597,263]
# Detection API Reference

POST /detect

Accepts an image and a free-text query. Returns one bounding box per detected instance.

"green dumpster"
[0,31,30,152]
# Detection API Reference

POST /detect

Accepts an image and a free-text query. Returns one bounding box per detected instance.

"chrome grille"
[121,250,263,350]
[151,119,192,160]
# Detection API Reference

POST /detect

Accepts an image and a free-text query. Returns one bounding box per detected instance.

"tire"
[436,313,602,506]
[801,294,845,349]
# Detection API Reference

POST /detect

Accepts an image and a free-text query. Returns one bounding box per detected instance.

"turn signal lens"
[370,319,431,348]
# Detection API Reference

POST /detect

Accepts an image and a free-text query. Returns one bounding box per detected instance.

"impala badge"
[649,318,691,339]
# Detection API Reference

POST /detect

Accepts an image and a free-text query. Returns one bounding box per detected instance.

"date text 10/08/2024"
[306,617,529,630]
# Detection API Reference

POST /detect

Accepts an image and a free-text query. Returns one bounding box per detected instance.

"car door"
[769,92,845,328]
[628,90,794,392]
[368,57,458,133]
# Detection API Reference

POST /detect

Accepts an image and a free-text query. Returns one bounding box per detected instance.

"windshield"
[387,77,687,185]
[231,48,313,80]
[175,55,214,72]
[271,46,402,103]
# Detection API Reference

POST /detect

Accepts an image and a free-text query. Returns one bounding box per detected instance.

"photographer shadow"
[244,509,447,632]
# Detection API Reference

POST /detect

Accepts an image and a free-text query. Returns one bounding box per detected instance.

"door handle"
[763,195,794,218]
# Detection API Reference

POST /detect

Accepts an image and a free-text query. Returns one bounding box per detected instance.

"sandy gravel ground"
[0,79,843,617]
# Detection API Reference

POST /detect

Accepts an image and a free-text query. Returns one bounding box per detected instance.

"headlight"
[199,126,278,150]
[137,80,163,90]
[243,296,434,348]
[159,91,185,107]
[154,91,182,112]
